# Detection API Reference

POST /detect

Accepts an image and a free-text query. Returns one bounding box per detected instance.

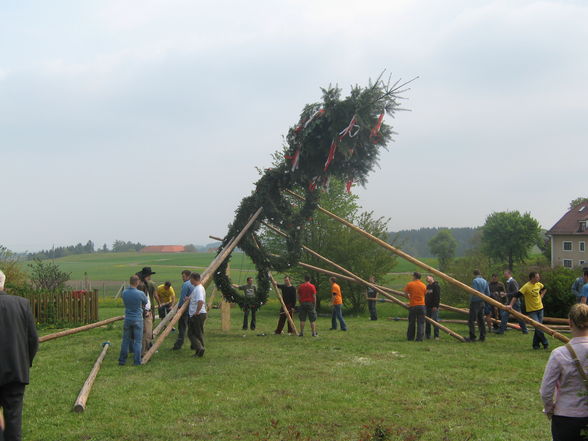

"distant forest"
[389,227,480,258]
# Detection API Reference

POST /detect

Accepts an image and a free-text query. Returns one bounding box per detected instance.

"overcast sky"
[1,0,587,252]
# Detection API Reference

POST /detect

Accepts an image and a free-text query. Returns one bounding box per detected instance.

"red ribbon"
[323,139,338,172]
[370,112,384,142]
[346,180,353,193]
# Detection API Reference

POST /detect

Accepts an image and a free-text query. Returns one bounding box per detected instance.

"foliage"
[569,197,588,209]
[481,211,541,270]
[536,230,551,261]
[390,227,480,258]
[0,245,28,290]
[428,229,457,272]
[529,266,576,317]
[28,259,71,292]
[184,244,197,252]
[111,240,145,253]
[28,240,96,260]
[262,180,396,313]
[215,77,408,308]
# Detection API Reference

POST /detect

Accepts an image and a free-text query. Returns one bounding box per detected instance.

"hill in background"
[389,227,480,258]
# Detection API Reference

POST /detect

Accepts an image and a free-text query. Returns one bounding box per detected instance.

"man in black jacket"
[425,275,441,340]
[0,270,38,441]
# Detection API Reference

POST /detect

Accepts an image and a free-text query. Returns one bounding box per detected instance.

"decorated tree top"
[214,75,413,308]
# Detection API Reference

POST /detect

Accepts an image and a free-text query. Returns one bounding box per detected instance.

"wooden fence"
[20,290,99,324]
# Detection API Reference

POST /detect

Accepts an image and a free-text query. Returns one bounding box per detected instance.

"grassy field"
[27,296,555,441]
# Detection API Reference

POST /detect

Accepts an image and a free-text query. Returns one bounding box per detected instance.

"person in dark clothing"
[366,275,378,320]
[425,275,441,339]
[0,270,39,441]
[497,270,528,334]
[274,276,297,334]
[487,274,505,331]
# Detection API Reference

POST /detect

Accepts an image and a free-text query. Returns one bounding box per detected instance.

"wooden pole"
[39,316,124,343]
[152,303,179,337]
[263,222,466,342]
[141,207,264,364]
[73,342,111,413]
[284,189,569,344]
[206,286,218,310]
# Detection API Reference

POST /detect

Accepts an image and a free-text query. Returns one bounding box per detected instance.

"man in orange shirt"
[329,277,347,331]
[404,272,427,341]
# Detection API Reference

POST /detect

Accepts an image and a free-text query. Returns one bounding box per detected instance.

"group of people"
[118,268,207,364]
[403,272,441,341]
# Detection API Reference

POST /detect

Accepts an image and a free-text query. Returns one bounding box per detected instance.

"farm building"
[547,203,588,268]
[140,245,185,253]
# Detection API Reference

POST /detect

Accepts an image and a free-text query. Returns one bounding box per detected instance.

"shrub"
[0,245,28,291]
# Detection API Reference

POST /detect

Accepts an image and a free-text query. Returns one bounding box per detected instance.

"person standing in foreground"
[508,271,549,350]
[187,273,207,358]
[118,275,147,366]
[540,303,588,441]
[329,277,347,331]
[172,270,193,350]
[404,272,427,342]
[274,276,297,335]
[497,270,528,334]
[425,275,440,340]
[237,277,258,331]
[298,275,318,337]
[0,270,38,441]
[468,270,490,342]
[366,275,378,321]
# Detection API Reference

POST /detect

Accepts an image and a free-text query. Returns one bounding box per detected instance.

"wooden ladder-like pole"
[39,316,124,343]
[263,222,466,342]
[141,207,264,364]
[285,189,569,344]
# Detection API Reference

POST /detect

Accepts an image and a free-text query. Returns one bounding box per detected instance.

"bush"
[28,259,71,292]
[0,245,28,291]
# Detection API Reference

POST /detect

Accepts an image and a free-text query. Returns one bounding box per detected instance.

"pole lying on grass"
[263,222,466,343]
[284,189,569,344]
[73,342,111,413]
[39,316,124,343]
[141,207,264,364]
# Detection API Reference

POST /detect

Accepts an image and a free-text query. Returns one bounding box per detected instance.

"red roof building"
[140,245,185,253]
[547,203,588,268]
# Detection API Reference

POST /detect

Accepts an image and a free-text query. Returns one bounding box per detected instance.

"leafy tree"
[261,179,396,313]
[184,244,197,252]
[0,245,27,290]
[428,229,457,271]
[481,211,541,270]
[28,259,71,292]
[569,197,588,209]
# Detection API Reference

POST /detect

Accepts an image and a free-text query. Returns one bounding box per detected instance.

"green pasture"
[28,297,554,441]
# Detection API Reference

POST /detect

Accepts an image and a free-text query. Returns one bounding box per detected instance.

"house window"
[580,260,586,265]
[563,241,573,251]
[580,221,586,232]
[581,241,586,252]
[563,259,573,268]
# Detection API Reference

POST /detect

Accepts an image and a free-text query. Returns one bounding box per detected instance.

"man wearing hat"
[136,267,157,355]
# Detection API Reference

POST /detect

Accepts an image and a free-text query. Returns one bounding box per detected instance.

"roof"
[547,204,588,235]
[140,245,185,253]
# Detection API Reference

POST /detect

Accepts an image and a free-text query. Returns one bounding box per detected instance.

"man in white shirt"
[188,273,207,358]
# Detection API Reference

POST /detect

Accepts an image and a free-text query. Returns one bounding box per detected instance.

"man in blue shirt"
[118,275,147,366]
[172,270,193,350]
[572,267,588,303]
[467,269,491,342]
[580,269,588,304]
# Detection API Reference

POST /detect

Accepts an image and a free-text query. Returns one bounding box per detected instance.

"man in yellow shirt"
[155,281,176,320]
[507,271,548,350]
[329,277,347,331]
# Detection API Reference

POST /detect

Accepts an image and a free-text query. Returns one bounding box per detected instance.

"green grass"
[28,297,555,441]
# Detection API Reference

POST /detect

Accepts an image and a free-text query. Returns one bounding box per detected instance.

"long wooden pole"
[73,342,111,413]
[152,303,179,337]
[294,260,523,330]
[141,207,264,364]
[39,316,124,343]
[263,222,466,342]
[285,189,569,344]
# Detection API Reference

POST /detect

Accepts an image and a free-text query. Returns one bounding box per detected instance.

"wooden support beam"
[284,189,569,344]
[39,316,124,343]
[141,207,263,364]
[152,303,179,337]
[73,342,111,413]
[263,222,466,343]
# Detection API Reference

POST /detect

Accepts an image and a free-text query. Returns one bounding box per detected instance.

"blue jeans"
[425,306,439,338]
[527,309,548,348]
[498,300,528,333]
[468,301,485,341]
[119,319,143,365]
[331,304,347,330]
